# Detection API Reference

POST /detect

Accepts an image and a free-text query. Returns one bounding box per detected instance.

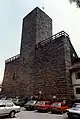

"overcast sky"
[0,0,80,83]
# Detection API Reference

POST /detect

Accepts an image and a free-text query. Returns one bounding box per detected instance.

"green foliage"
[69,0,80,7]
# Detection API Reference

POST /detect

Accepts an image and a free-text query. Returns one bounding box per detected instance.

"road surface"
[1,108,68,119]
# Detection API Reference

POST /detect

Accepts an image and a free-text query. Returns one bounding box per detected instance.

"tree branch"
[69,0,80,7]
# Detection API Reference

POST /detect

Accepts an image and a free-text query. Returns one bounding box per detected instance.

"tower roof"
[23,7,52,20]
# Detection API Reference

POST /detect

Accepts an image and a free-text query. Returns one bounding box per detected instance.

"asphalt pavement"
[0,108,68,119]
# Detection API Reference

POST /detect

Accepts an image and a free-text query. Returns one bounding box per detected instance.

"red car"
[35,100,52,112]
[50,102,69,114]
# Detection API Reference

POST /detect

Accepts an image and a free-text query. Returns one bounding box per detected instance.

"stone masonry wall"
[33,36,67,99]
[1,7,78,100]
[63,36,78,99]
[2,57,24,97]
[32,35,78,99]
[19,7,52,97]
[2,7,52,98]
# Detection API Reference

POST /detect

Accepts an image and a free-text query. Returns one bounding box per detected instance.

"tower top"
[20,7,52,54]
[23,7,52,21]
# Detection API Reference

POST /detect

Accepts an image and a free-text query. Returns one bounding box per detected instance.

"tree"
[69,0,80,7]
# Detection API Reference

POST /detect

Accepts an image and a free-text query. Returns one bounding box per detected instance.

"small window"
[0,105,5,107]
[76,88,80,94]
[75,72,80,79]
[12,73,16,80]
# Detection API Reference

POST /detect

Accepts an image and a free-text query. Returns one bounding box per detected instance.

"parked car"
[35,100,52,112]
[67,103,80,119]
[14,98,27,107]
[7,98,19,104]
[0,100,20,118]
[24,100,37,110]
[50,102,69,114]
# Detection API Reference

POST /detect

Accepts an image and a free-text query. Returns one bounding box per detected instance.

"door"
[0,104,6,116]
[5,101,14,114]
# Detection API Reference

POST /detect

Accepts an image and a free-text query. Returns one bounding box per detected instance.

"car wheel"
[51,110,53,114]
[68,114,72,119]
[46,108,50,112]
[68,115,71,119]
[9,111,15,118]
[26,108,28,110]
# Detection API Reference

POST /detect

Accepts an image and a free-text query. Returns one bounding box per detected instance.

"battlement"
[5,31,69,63]
[35,31,69,48]
[5,54,20,63]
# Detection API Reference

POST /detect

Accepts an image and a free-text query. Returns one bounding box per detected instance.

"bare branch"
[69,0,80,7]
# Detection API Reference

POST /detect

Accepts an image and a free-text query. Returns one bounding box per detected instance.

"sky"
[0,0,80,83]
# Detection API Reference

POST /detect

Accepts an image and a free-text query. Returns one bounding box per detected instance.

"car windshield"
[72,104,80,108]
[36,101,45,105]
[52,103,61,107]
[27,101,35,105]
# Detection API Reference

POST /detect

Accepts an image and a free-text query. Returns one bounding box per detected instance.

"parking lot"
[1,108,68,119]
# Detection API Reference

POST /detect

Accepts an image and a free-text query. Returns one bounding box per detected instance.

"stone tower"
[2,7,78,100]
[20,7,52,96]
[20,7,52,55]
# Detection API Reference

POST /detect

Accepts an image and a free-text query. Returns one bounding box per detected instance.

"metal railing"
[5,54,20,63]
[36,31,69,47]
[5,31,69,63]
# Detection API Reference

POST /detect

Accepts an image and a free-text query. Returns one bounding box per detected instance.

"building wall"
[32,35,78,99]
[71,62,80,99]
[36,8,52,43]
[1,7,78,99]
[2,7,52,98]
[33,36,66,99]
[2,57,24,97]
[74,86,80,99]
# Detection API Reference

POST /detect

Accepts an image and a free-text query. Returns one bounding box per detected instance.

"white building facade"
[70,58,80,99]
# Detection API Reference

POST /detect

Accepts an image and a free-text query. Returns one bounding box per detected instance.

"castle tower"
[2,7,78,100]
[20,7,52,55]
[19,7,52,96]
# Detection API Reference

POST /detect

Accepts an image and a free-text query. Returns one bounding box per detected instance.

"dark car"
[50,102,69,114]
[24,100,37,110]
[35,100,52,112]
[67,103,80,119]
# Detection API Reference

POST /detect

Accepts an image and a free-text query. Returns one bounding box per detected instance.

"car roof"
[38,100,50,102]
[74,103,80,104]
[0,100,13,103]
[53,102,63,103]
[28,100,36,102]
[27,100,36,103]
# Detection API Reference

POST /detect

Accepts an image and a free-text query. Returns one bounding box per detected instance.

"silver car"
[0,100,20,118]
[67,103,80,118]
